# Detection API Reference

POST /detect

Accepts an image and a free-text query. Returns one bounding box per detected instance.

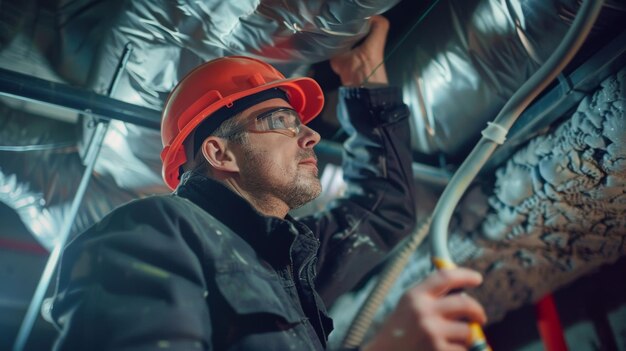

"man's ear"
[200,137,240,173]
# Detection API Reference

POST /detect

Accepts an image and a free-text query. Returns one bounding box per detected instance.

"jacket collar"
[175,171,303,266]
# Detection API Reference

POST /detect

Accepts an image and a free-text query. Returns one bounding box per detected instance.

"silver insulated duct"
[0,0,624,343]
[0,0,401,249]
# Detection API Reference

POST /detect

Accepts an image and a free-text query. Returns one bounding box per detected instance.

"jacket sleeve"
[50,197,213,351]
[299,86,416,305]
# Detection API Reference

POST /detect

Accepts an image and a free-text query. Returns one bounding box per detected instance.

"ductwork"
[0,0,624,330]
[0,0,401,249]
[388,0,625,156]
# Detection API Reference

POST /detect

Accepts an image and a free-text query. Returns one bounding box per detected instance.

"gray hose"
[430,0,605,262]
[341,0,605,348]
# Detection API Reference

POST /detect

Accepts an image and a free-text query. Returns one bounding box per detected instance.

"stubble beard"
[240,146,322,210]
[285,168,322,209]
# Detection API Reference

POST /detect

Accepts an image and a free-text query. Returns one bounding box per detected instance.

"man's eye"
[278,116,288,125]
[272,114,290,128]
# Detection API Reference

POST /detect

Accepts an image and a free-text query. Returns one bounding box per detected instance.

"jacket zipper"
[303,256,327,341]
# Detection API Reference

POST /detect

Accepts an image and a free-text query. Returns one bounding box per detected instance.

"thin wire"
[0,142,76,152]
[363,0,443,84]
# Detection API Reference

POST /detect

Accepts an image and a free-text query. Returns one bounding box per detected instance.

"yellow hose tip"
[468,323,491,351]
[432,257,457,270]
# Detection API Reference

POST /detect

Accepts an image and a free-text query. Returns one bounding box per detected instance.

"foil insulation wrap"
[387,0,622,155]
[0,105,140,250]
[0,0,399,248]
[67,0,400,107]
[0,0,624,328]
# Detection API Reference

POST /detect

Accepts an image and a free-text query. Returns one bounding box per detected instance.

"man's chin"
[309,180,322,198]
[287,181,322,209]
[309,187,322,202]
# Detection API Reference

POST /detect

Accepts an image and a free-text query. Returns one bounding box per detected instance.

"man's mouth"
[299,157,318,174]
[299,157,318,167]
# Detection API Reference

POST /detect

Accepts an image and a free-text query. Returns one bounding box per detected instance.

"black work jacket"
[51,86,416,350]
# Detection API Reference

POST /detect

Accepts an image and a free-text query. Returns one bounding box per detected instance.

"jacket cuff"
[339,86,407,125]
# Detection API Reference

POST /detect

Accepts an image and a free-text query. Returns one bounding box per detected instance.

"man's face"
[231,98,322,210]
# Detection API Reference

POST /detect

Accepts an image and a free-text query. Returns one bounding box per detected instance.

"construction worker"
[50,16,486,351]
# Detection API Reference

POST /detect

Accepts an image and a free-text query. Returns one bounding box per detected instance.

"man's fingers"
[435,293,488,325]
[329,15,390,86]
[362,15,389,52]
[438,320,473,345]
[419,268,483,296]
[441,344,468,351]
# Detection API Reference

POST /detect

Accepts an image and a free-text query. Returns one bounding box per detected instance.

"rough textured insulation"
[329,68,626,346]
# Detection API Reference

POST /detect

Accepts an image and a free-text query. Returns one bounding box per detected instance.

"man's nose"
[298,124,320,149]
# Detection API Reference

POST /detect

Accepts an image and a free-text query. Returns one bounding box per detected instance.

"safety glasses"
[226,107,303,138]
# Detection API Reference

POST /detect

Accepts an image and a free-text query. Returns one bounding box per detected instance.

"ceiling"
[0,0,625,344]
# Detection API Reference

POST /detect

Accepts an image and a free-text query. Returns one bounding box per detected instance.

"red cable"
[535,294,568,351]
[0,237,48,256]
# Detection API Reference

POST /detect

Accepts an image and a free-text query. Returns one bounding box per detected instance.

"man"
[51,16,486,350]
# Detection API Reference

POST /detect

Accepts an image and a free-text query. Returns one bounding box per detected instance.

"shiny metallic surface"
[0,101,141,250]
[0,0,397,248]
[12,119,110,351]
[0,67,161,129]
[0,0,625,347]
[12,43,135,351]
[387,0,623,155]
[1,0,621,249]
[80,0,399,108]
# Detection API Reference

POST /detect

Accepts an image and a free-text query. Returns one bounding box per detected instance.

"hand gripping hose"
[341,217,432,349]
[341,0,604,349]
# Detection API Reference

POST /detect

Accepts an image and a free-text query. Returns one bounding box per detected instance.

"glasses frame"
[222,107,303,138]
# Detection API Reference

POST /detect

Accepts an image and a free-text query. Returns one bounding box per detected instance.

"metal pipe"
[0,66,160,130]
[11,122,110,351]
[12,43,134,351]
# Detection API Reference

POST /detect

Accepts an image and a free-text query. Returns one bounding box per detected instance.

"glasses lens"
[255,108,301,133]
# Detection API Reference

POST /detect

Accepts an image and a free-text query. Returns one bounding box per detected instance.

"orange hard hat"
[160,56,324,190]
